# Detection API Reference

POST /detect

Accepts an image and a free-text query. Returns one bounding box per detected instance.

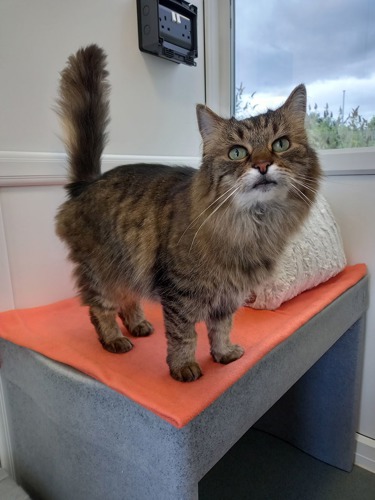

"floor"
[199,428,375,500]
[0,468,29,500]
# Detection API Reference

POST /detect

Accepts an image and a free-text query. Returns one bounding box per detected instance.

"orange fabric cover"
[0,264,366,428]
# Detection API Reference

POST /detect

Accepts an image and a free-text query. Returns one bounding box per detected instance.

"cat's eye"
[272,137,290,153]
[228,146,248,161]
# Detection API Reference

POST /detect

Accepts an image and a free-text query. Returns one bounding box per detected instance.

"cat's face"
[197,85,320,210]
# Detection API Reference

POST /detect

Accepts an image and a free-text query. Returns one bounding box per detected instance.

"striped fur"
[56,45,321,382]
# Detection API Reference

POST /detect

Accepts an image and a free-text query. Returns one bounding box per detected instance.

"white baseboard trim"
[0,151,201,187]
[355,433,375,473]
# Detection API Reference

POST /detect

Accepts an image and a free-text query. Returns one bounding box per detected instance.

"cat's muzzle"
[252,177,278,191]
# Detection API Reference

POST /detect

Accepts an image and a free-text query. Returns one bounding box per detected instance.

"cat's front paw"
[170,362,203,382]
[212,344,245,364]
[101,336,134,353]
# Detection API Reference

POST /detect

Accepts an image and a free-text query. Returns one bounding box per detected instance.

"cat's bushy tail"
[57,44,110,196]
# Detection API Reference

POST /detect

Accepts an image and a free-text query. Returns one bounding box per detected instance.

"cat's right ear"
[281,84,307,123]
[196,104,224,141]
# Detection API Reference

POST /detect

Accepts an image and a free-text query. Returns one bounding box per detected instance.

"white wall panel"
[322,176,375,439]
[0,151,201,310]
[0,186,75,309]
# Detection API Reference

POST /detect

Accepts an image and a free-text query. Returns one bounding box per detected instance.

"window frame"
[203,0,375,176]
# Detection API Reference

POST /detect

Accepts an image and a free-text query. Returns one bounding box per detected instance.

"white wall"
[0,0,204,156]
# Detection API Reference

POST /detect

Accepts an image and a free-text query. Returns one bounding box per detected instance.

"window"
[233,0,375,152]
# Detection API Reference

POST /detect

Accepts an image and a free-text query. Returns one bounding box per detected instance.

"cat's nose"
[253,161,271,175]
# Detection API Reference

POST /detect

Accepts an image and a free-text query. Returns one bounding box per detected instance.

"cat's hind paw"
[130,320,154,337]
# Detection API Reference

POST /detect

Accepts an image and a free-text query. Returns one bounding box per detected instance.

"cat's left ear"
[196,104,224,140]
[281,84,307,123]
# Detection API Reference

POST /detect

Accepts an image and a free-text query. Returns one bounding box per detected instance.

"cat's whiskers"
[215,202,233,232]
[292,176,319,196]
[289,181,314,207]
[189,186,241,253]
[177,184,239,245]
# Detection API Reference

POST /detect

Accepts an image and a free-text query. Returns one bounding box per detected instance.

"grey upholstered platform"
[0,275,368,500]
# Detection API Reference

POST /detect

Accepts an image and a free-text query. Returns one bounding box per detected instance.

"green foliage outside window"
[235,84,375,150]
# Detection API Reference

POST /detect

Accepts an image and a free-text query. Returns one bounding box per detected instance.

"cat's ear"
[196,104,224,140]
[281,84,307,123]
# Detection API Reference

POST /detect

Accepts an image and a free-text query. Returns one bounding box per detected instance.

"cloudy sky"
[235,0,375,120]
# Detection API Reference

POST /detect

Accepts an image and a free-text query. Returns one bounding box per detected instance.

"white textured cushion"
[246,194,347,310]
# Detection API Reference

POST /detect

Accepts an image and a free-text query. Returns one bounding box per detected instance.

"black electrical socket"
[137,0,198,66]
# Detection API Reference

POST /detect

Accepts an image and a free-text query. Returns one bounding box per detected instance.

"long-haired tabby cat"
[56,45,321,382]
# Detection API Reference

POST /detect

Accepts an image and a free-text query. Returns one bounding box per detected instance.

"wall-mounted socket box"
[137,0,198,66]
